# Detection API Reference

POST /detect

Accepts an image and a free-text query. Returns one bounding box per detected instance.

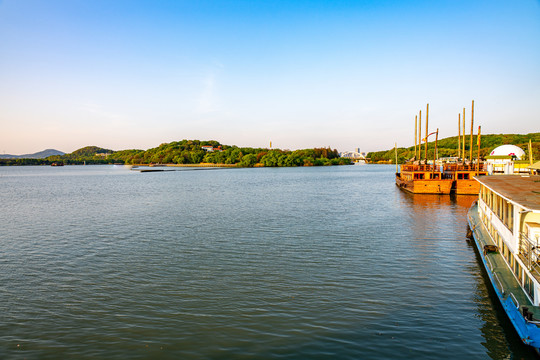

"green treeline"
[113,140,349,166]
[367,133,540,164]
[0,140,351,167]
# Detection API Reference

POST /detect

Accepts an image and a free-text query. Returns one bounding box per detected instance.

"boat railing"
[509,293,520,309]
[519,232,540,278]
[401,164,439,172]
[485,256,495,272]
[493,273,505,295]
[442,163,487,172]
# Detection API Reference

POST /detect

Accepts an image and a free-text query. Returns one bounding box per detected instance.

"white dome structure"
[489,144,525,160]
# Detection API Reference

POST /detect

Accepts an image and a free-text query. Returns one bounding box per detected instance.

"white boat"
[467,174,540,353]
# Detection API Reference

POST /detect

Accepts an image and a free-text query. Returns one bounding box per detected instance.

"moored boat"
[396,164,453,194]
[444,163,488,195]
[467,174,540,353]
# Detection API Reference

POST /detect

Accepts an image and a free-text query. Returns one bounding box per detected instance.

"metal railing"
[509,293,520,309]
[519,232,540,278]
[485,256,495,272]
[494,273,505,295]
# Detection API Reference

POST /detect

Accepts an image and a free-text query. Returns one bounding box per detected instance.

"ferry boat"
[396,163,453,194]
[467,174,540,353]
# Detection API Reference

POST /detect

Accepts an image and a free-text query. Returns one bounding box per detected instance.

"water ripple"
[0,165,534,359]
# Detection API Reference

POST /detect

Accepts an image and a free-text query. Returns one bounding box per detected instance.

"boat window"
[505,245,511,265]
[508,203,513,232]
[502,242,508,262]
[515,262,522,282]
[525,275,534,300]
[489,194,514,232]
[509,253,514,268]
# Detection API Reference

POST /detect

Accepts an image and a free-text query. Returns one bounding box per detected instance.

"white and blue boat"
[468,174,540,353]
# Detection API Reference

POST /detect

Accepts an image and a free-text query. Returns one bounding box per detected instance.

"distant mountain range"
[0,149,65,159]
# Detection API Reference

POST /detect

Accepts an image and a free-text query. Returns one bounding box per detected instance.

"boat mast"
[434,128,439,172]
[462,108,466,161]
[529,139,534,166]
[425,104,429,160]
[415,115,418,160]
[470,100,474,162]
[418,110,422,161]
[477,126,481,173]
[458,114,461,159]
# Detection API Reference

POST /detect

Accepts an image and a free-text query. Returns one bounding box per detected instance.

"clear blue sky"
[1,0,539,154]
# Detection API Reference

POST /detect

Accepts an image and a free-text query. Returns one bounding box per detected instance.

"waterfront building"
[485,144,529,175]
[340,150,367,164]
[201,146,223,152]
[340,150,366,160]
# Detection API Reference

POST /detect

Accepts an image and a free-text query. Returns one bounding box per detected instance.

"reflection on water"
[0,165,536,359]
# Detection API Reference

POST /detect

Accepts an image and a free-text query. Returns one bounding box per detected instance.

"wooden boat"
[396,103,455,194]
[397,100,486,195]
[467,175,540,353]
[396,164,453,194]
[444,163,488,195]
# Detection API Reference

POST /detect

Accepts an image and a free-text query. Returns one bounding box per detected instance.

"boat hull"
[467,204,540,352]
[395,174,453,194]
[444,165,488,195]
[453,179,481,195]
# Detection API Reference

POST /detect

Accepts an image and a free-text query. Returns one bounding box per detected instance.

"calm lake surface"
[0,164,536,359]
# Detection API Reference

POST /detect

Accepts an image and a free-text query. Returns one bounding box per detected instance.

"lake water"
[0,164,536,359]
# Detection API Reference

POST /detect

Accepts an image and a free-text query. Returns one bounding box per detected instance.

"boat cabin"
[411,172,442,180]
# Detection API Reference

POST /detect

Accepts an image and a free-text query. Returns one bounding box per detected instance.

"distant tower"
[356,147,361,154]
[270,141,272,149]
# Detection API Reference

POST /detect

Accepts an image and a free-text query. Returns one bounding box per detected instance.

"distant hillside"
[65,146,112,158]
[367,132,540,163]
[38,140,349,167]
[106,140,347,167]
[43,146,114,163]
[0,149,65,159]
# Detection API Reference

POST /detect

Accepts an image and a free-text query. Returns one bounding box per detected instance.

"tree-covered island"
[0,140,351,167]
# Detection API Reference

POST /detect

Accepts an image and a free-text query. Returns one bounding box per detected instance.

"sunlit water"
[0,165,536,359]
